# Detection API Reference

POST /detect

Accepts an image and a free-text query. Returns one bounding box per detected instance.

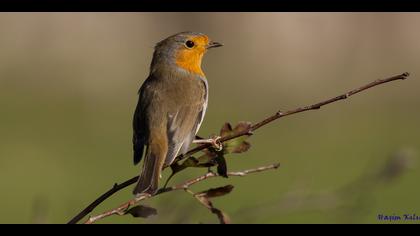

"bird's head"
[151,32,223,76]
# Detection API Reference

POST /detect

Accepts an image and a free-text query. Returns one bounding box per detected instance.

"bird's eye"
[185,40,195,48]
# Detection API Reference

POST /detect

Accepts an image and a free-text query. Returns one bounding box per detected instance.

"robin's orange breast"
[175,50,205,76]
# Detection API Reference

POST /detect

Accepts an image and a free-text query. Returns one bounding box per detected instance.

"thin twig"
[83,163,280,224]
[68,72,409,224]
[67,176,139,224]
[84,194,151,224]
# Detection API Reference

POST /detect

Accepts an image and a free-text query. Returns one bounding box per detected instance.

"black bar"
[0,0,420,12]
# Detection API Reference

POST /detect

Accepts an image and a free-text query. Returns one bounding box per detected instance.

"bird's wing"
[165,101,206,166]
[132,76,156,165]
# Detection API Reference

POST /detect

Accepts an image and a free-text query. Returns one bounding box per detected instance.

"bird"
[132,32,223,196]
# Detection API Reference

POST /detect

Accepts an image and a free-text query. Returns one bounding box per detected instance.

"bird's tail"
[133,143,165,196]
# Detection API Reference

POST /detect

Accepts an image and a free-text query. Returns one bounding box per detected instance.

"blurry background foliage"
[0,13,419,224]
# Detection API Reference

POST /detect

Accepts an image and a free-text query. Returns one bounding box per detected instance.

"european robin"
[132,32,223,195]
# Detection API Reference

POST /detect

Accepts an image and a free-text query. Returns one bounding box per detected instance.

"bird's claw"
[210,136,223,151]
[193,135,223,151]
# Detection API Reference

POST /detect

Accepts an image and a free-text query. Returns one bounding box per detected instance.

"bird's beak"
[207,41,223,49]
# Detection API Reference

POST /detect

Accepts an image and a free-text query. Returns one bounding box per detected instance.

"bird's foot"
[193,135,223,151]
[134,192,152,200]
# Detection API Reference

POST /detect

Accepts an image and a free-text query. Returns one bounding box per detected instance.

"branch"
[183,72,410,157]
[68,72,409,224]
[83,163,280,224]
[67,176,139,224]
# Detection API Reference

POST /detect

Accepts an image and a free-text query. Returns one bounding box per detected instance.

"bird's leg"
[193,135,223,151]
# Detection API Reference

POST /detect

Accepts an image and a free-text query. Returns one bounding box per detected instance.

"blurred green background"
[0,13,419,224]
